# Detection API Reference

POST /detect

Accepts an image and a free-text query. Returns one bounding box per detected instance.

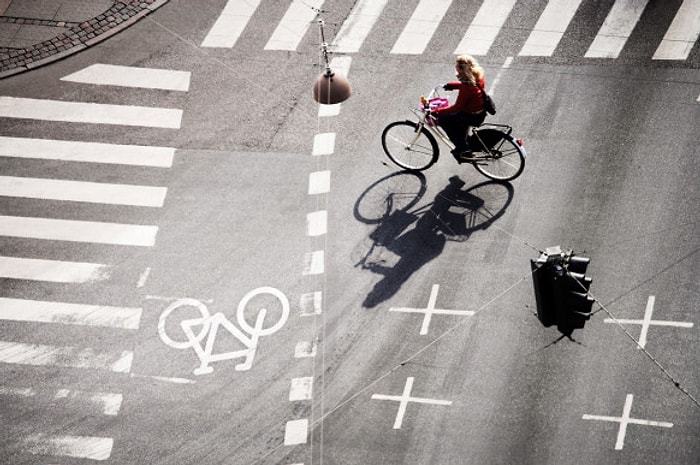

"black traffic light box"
[531,247,595,335]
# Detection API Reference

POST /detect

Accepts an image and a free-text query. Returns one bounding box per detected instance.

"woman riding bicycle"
[432,55,486,161]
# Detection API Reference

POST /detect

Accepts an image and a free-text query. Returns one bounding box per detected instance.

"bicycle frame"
[409,86,516,158]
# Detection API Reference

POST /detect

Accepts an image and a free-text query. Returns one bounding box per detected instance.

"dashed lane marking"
[284,419,308,445]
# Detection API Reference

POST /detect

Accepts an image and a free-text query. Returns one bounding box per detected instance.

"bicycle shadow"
[354,172,514,308]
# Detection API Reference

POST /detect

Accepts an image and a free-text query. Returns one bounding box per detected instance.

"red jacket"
[434,77,485,115]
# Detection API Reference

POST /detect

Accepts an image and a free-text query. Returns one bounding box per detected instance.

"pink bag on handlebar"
[429,98,449,111]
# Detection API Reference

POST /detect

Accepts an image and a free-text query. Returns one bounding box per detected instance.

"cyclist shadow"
[355,173,513,309]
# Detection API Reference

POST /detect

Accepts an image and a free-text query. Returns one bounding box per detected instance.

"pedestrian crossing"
[0,64,188,462]
[202,0,700,62]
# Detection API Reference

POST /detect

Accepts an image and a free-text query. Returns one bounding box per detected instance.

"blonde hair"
[455,55,484,85]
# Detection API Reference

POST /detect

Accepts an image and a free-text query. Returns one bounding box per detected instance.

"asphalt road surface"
[1,1,699,464]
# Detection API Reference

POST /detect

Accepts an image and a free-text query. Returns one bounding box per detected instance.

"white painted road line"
[0,215,158,246]
[455,0,517,56]
[265,0,324,51]
[0,387,122,415]
[520,0,584,56]
[653,0,700,60]
[332,0,389,53]
[583,394,673,450]
[312,132,335,156]
[303,250,324,275]
[585,0,649,58]
[23,434,113,460]
[308,171,330,195]
[61,64,191,91]
[294,340,317,358]
[0,97,183,129]
[0,136,175,167]
[371,377,452,429]
[289,377,313,401]
[0,176,167,207]
[391,0,452,55]
[390,284,475,335]
[0,256,110,283]
[604,295,693,349]
[0,341,133,373]
[300,291,323,316]
[201,0,262,48]
[0,298,142,329]
[306,210,327,236]
[284,419,308,445]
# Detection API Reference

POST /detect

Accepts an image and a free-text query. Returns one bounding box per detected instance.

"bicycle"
[381,85,527,182]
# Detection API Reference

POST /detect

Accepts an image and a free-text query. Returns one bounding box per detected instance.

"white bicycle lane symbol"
[157,287,289,375]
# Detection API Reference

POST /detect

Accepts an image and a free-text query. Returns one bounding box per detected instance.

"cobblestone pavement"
[0,0,170,79]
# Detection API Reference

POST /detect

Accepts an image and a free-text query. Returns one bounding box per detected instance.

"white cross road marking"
[391,0,452,55]
[371,377,452,429]
[0,97,183,129]
[201,0,262,48]
[265,0,324,51]
[61,64,191,91]
[455,0,517,56]
[604,295,693,349]
[583,394,673,450]
[390,284,474,335]
[585,0,649,58]
[0,136,175,167]
[653,0,700,60]
[520,0,584,56]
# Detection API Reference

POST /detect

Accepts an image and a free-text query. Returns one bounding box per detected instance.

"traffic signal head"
[530,248,595,336]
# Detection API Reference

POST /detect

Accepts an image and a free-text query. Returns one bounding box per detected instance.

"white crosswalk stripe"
[0,136,175,167]
[455,0,517,56]
[0,96,182,128]
[520,0,584,56]
[0,215,158,246]
[0,63,191,463]
[585,0,649,58]
[265,0,324,51]
[61,64,191,91]
[0,298,142,329]
[201,0,699,62]
[332,0,389,53]
[0,175,167,207]
[0,256,110,283]
[391,0,452,55]
[653,0,700,60]
[201,0,262,48]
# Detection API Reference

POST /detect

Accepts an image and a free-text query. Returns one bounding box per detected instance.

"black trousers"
[437,111,486,153]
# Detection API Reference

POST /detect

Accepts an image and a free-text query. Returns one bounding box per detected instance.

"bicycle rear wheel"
[381,121,439,171]
[471,129,525,182]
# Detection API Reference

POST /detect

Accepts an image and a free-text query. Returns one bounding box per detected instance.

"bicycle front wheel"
[472,130,525,182]
[381,121,439,171]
